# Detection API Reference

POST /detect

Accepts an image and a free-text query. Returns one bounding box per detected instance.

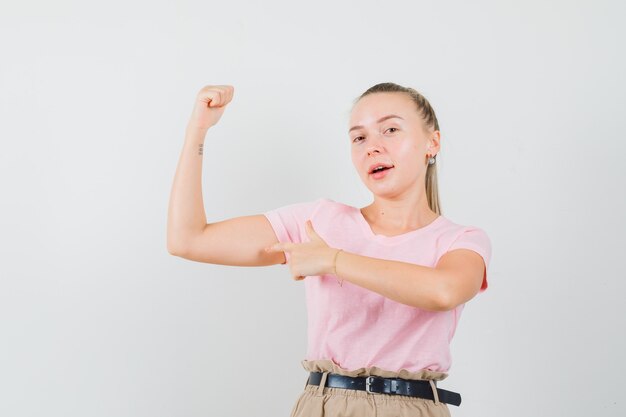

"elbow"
[426,272,464,312]
[167,245,182,257]
[434,297,455,312]
[434,288,472,311]
[430,288,458,312]
[167,225,207,257]
[167,240,188,257]
[409,291,454,312]
[167,230,195,256]
[405,274,452,311]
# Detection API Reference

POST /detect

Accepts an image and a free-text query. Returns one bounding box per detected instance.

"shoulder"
[263,196,326,216]
[436,216,492,266]
[262,197,352,223]
[316,197,355,212]
[262,197,334,245]
[436,216,491,239]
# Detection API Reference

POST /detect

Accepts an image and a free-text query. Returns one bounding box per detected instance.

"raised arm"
[166,85,285,266]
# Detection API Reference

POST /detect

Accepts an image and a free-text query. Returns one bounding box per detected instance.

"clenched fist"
[187,84,234,130]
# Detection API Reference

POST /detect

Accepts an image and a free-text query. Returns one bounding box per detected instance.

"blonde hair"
[352,82,442,215]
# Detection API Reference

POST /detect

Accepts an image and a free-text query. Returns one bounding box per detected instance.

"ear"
[429,131,441,153]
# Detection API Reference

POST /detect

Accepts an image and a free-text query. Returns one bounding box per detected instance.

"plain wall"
[1,0,624,416]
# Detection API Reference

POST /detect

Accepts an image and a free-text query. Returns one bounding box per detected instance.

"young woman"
[167,82,492,417]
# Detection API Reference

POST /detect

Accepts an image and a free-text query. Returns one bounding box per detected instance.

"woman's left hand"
[265,220,338,281]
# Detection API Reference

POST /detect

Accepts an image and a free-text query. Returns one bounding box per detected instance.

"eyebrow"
[349,115,404,133]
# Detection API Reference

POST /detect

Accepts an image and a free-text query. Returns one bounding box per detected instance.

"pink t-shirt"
[263,197,492,373]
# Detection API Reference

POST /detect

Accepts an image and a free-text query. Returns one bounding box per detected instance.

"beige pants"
[289,359,452,417]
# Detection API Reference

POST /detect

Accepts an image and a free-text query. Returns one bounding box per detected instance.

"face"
[348,92,440,198]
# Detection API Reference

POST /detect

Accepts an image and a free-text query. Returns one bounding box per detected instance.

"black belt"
[307,372,462,407]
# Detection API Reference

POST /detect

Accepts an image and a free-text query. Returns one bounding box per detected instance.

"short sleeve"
[447,227,492,292]
[262,198,324,264]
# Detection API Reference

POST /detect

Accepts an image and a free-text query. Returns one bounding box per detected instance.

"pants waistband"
[306,371,462,407]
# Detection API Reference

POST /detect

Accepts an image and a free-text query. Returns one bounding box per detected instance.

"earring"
[428,154,436,165]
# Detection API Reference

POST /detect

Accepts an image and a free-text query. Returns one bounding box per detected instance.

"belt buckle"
[365,376,375,394]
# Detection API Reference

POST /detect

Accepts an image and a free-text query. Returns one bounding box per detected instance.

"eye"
[352,136,364,143]
[386,127,398,133]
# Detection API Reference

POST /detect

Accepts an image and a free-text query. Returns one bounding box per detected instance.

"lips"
[369,167,393,179]
[368,162,395,174]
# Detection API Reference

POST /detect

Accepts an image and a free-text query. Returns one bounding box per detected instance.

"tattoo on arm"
[198,143,203,155]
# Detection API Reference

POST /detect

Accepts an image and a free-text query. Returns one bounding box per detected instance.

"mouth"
[368,163,395,174]
[369,166,394,178]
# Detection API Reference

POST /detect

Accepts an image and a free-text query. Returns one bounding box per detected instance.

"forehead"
[349,92,416,125]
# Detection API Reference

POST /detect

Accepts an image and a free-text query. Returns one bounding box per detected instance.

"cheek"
[351,154,367,176]
[391,146,411,163]
[398,140,421,157]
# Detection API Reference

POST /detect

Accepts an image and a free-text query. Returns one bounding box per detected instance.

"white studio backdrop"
[1,0,624,416]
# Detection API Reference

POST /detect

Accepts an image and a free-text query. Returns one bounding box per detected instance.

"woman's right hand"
[187,85,235,131]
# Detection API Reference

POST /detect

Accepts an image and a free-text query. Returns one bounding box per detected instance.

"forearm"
[333,250,447,311]
[167,125,209,253]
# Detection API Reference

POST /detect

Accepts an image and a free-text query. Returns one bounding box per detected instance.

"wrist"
[185,124,210,138]
[330,248,343,274]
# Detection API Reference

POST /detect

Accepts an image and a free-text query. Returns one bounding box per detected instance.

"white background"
[1,0,624,416]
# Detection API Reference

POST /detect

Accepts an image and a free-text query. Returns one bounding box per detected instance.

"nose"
[366,133,385,156]
[367,147,381,156]
[367,140,385,156]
